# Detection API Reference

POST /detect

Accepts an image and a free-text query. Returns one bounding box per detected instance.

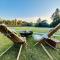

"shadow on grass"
[0,44,21,60]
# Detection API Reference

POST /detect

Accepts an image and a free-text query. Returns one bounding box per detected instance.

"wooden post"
[0,24,26,44]
[48,23,60,37]
[0,24,26,60]
[34,24,60,46]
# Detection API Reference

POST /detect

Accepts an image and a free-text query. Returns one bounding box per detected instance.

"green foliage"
[35,19,49,27]
[50,18,60,27]
[50,8,60,27]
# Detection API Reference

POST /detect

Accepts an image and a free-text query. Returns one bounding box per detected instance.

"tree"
[40,20,49,27]
[35,18,41,27]
[50,8,60,27]
[37,18,41,23]
[35,18,49,27]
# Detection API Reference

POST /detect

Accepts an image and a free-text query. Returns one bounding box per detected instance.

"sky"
[0,0,60,23]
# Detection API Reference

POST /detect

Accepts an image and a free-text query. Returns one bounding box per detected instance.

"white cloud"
[17,16,52,24]
[40,16,52,24]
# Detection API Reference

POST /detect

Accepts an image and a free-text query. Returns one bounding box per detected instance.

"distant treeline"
[0,19,49,27]
[0,8,60,27]
[0,19,32,27]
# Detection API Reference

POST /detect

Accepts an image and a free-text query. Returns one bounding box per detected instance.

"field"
[0,27,60,60]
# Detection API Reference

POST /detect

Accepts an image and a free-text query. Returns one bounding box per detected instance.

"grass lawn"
[0,27,60,60]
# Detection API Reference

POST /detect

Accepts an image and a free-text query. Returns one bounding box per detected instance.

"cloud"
[40,16,52,24]
[17,16,52,24]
